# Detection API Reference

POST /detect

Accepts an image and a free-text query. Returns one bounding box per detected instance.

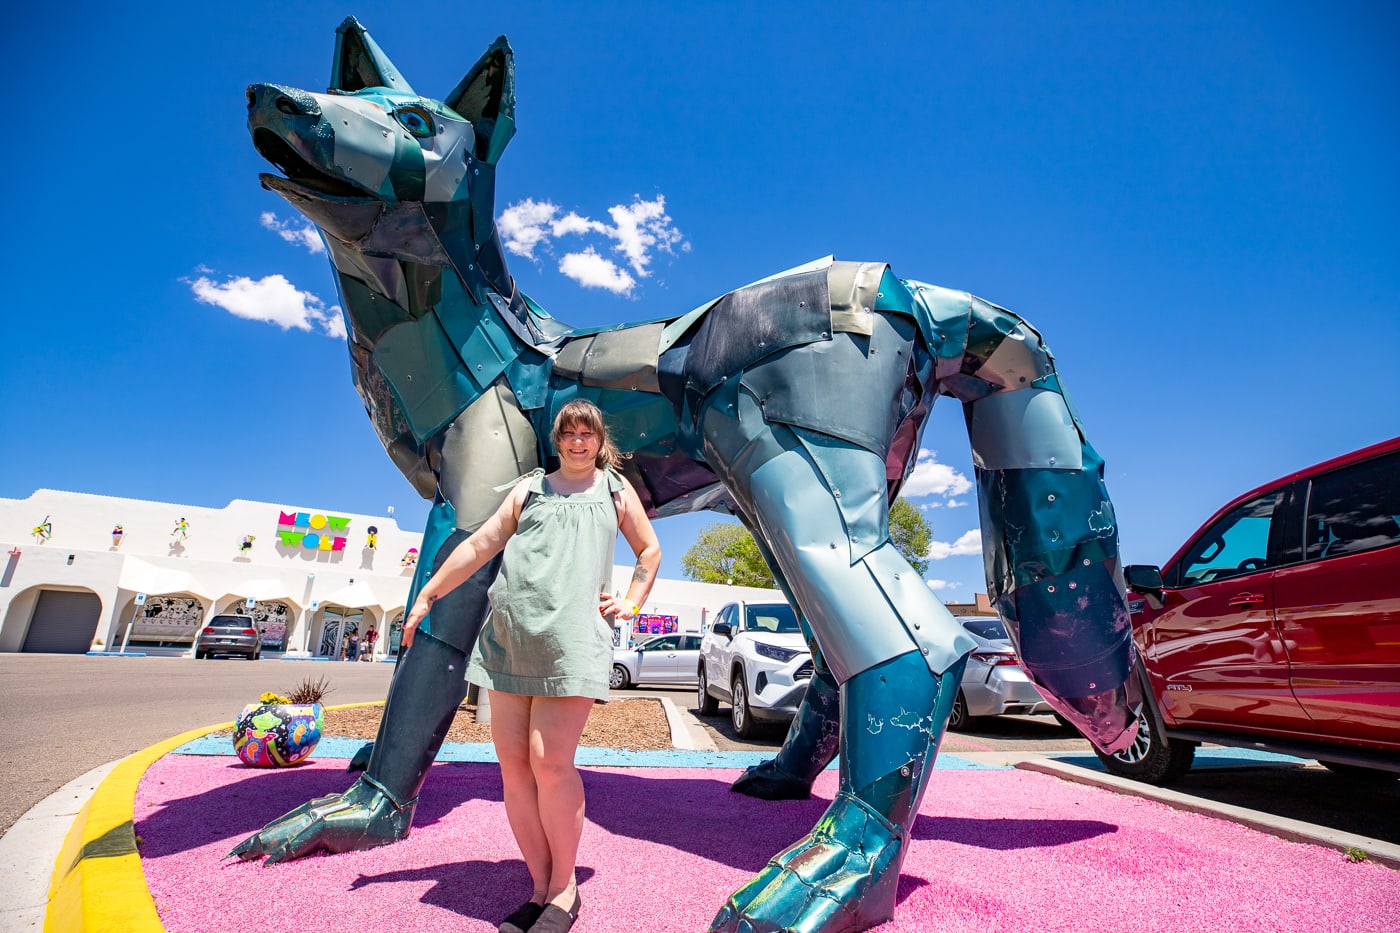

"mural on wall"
[233,601,292,650]
[634,613,679,636]
[130,596,204,643]
[31,517,52,542]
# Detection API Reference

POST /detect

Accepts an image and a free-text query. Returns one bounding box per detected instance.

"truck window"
[1178,492,1281,586]
[1304,450,1400,560]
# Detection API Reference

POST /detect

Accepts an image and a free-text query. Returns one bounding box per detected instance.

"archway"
[21,588,101,653]
[123,594,206,648]
[216,599,294,652]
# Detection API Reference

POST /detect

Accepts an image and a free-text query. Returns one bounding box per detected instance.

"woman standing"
[403,399,661,933]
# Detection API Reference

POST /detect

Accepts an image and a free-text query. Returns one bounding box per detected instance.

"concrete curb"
[657,696,718,751]
[1017,757,1400,871]
[44,724,222,933]
[0,761,121,932]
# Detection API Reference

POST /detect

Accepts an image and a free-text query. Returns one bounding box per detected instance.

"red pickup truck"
[1103,436,1399,784]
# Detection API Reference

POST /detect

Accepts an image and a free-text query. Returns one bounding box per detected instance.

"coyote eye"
[393,107,435,138]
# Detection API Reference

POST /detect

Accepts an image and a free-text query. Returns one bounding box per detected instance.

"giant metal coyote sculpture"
[235,18,1139,933]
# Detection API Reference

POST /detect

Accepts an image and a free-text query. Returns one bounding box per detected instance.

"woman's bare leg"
[489,691,552,904]
[528,695,595,908]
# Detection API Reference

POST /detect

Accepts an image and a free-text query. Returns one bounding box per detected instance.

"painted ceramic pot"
[233,702,324,767]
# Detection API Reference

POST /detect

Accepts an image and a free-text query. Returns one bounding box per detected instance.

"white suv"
[698,601,814,737]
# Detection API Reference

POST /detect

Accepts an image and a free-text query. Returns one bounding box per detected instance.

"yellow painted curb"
[44,723,229,933]
[43,702,385,932]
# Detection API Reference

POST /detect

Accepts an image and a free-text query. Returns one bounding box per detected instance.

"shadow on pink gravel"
[136,757,1400,933]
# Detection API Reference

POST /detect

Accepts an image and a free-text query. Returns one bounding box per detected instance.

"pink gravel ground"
[135,756,1399,933]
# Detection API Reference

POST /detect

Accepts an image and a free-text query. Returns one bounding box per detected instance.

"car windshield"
[744,604,801,634]
[961,617,1008,640]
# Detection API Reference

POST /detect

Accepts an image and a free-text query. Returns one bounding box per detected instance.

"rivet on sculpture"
[233,18,1141,933]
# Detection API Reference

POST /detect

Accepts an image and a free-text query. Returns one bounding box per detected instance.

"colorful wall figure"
[366,526,378,549]
[31,516,52,542]
[171,517,189,541]
[112,523,124,547]
[233,19,1140,933]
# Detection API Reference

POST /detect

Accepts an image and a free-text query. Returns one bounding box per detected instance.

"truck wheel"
[947,689,970,731]
[609,664,631,690]
[732,671,758,738]
[696,665,719,716]
[1094,699,1195,784]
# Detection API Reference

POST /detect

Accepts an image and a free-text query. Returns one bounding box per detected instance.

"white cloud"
[559,249,636,294]
[498,194,687,294]
[902,449,973,499]
[260,212,325,254]
[927,528,982,560]
[189,273,344,338]
[925,579,961,591]
[945,498,968,509]
[498,198,561,258]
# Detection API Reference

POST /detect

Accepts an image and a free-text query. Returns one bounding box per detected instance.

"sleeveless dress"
[465,468,625,701]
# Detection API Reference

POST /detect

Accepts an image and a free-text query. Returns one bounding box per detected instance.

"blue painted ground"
[172,735,999,769]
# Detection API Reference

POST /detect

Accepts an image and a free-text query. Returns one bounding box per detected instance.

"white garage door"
[22,590,101,653]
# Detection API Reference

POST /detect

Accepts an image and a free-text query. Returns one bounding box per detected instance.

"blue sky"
[4,1,1397,602]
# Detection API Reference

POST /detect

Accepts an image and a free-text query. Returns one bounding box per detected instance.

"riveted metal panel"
[828,261,887,336]
[361,201,453,265]
[579,322,664,392]
[905,281,972,380]
[864,542,977,675]
[338,271,411,345]
[790,425,890,565]
[974,320,1055,391]
[552,333,591,381]
[741,311,914,454]
[438,384,540,532]
[682,269,831,399]
[968,386,1085,472]
[372,316,478,443]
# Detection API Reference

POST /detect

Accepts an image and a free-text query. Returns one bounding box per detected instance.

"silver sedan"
[609,634,703,689]
[948,616,1053,729]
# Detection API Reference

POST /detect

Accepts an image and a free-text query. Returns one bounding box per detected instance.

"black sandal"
[528,891,581,933]
[497,900,544,933]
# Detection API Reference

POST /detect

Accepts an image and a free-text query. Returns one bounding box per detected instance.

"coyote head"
[246,16,516,294]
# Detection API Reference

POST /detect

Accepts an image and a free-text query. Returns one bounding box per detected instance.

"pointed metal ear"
[443,36,516,165]
[330,16,415,94]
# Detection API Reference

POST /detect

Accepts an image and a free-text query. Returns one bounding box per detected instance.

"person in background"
[403,399,660,933]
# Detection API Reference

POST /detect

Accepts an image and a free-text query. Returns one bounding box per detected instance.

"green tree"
[888,498,934,576]
[680,522,775,587]
[681,499,935,585]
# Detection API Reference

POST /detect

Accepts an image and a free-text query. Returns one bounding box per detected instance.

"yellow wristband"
[626,600,640,617]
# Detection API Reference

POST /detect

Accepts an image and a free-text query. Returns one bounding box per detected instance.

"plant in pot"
[233,676,332,767]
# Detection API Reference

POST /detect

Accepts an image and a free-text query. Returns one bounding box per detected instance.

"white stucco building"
[0,489,780,659]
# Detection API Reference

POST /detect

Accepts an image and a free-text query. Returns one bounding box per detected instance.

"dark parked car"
[1105,436,1400,783]
[194,615,263,660]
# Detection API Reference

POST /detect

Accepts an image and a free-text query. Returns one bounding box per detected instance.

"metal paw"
[731,760,814,800]
[707,793,903,933]
[226,777,414,864]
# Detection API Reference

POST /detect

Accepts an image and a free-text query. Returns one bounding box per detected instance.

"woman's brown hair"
[551,398,622,469]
